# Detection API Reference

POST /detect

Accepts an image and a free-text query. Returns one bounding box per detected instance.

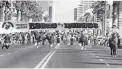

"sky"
[53,0,80,22]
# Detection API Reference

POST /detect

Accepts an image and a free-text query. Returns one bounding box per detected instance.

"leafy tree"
[0,1,11,21]
[91,1,106,22]
[15,1,44,22]
[84,13,91,22]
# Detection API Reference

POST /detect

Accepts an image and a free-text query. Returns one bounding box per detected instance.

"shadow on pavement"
[74,61,122,66]
[91,57,122,60]
[74,61,106,65]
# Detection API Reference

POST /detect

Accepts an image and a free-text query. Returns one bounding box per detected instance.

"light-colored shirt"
[111,28,119,34]
[108,28,119,38]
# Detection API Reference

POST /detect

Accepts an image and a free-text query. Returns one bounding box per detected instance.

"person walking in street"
[2,34,11,49]
[62,33,67,45]
[27,33,31,45]
[42,33,46,45]
[70,34,74,45]
[21,33,25,45]
[57,34,61,46]
[79,32,84,49]
[109,24,120,57]
[88,34,92,48]
[19,33,22,44]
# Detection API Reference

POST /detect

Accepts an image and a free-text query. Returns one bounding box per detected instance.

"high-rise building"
[49,6,52,22]
[77,4,83,19]
[77,0,94,20]
[0,1,4,22]
[36,0,53,22]
[74,8,77,21]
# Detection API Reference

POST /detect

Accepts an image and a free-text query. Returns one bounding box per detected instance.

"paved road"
[0,42,122,68]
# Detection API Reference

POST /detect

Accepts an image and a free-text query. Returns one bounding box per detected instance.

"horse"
[109,33,119,57]
[79,33,88,49]
[46,34,54,49]
[42,34,47,45]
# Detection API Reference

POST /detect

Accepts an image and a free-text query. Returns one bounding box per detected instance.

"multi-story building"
[77,4,83,19]
[36,0,53,22]
[74,8,77,21]
[111,1,122,38]
[0,1,5,22]
[77,0,94,20]
[49,6,52,22]
[0,0,15,22]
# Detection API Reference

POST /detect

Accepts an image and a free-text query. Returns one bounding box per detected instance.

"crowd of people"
[0,29,95,49]
[0,24,121,57]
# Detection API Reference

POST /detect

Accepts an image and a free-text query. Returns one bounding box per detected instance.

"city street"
[0,43,122,68]
[0,0,122,68]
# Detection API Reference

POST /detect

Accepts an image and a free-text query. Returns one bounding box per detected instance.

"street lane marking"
[7,53,11,55]
[14,51,18,53]
[92,54,95,55]
[41,44,60,69]
[27,46,33,49]
[105,63,110,66]
[0,54,4,56]
[41,50,56,69]
[37,46,39,48]
[35,51,53,69]
[96,56,99,57]
[100,59,103,61]
[35,44,58,69]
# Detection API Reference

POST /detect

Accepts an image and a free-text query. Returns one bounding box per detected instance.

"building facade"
[49,6,52,22]
[77,0,94,20]
[112,1,122,38]
[74,8,77,21]
[0,0,53,23]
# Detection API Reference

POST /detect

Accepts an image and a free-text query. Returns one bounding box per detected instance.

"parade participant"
[42,33,46,45]
[70,34,74,45]
[27,33,31,45]
[0,34,2,46]
[79,32,84,49]
[32,33,35,44]
[57,35,60,46]
[22,33,25,45]
[2,34,11,49]
[51,33,55,46]
[46,33,53,48]
[109,24,119,57]
[67,33,71,45]
[88,34,92,48]
[19,33,22,44]
[118,36,121,48]
[62,33,67,45]
[79,31,88,49]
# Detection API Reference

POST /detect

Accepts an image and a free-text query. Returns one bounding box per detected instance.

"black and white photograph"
[0,0,122,68]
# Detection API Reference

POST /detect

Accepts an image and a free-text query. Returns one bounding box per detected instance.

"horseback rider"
[109,24,120,57]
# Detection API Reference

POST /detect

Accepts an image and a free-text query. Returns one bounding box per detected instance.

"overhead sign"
[2,22,14,30]
[64,23,99,28]
[16,24,28,29]
[14,23,29,32]
[28,22,99,30]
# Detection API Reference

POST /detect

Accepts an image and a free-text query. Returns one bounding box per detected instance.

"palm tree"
[84,13,91,22]
[15,1,43,22]
[91,1,106,22]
